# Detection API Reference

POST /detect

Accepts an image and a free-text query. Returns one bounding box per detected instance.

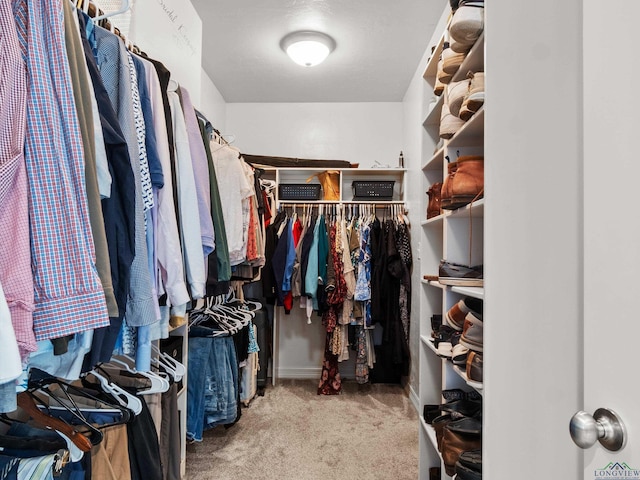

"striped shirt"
[13,0,109,341]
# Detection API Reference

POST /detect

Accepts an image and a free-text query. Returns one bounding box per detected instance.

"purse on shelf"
[307,170,340,201]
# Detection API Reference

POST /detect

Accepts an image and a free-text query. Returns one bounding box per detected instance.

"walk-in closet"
[1,0,638,479]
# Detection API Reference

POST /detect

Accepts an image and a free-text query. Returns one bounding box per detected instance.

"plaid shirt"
[0,1,35,357]
[13,0,109,341]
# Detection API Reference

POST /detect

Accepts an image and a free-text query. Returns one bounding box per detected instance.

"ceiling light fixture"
[280,31,336,67]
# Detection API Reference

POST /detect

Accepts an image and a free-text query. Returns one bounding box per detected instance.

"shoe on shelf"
[437,56,453,85]
[429,467,441,480]
[458,449,482,473]
[439,103,465,139]
[424,404,442,424]
[441,417,482,476]
[438,260,483,287]
[446,297,483,331]
[440,161,457,209]
[447,79,470,118]
[449,0,484,53]
[432,414,453,451]
[455,461,482,480]
[452,343,469,366]
[460,312,483,352]
[466,351,483,383]
[427,182,443,219]
[434,325,456,358]
[440,398,482,419]
[442,45,467,75]
[459,72,485,121]
[443,155,484,210]
[431,313,443,337]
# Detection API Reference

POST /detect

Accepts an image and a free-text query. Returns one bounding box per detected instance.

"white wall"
[199,69,227,130]
[226,103,403,168]
[128,0,203,105]
[227,102,404,378]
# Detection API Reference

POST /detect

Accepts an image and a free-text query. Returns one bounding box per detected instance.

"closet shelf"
[453,365,483,394]
[451,32,485,83]
[422,146,445,172]
[421,215,445,227]
[421,334,438,355]
[420,416,439,452]
[447,108,484,148]
[446,198,484,219]
[423,95,445,128]
[450,286,484,300]
[422,34,446,84]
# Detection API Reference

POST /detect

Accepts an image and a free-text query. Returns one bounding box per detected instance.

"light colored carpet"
[186,379,418,480]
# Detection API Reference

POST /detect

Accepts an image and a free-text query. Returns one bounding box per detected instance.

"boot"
[427,182,443,219]
[444,155,483,210]
[440,161,458,209]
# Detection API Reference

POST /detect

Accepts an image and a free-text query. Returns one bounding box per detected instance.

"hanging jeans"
[187,332,238,442]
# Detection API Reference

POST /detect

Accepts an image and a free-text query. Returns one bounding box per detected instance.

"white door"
[578,1,640,478]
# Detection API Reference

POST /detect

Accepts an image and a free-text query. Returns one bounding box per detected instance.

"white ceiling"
[190,0,442,103]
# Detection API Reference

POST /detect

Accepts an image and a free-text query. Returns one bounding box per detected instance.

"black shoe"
[458,449,482,472]
[456,461,482,479]
[438,260,483,287]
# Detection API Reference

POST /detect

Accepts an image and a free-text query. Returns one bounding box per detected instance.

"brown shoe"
[441,417,482,476]
[444,155,483,210]
[440,161,458,209]
[466,351,483,382]
[427,182,443,219]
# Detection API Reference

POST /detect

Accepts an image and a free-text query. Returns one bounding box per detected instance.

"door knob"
[569,408,626,451]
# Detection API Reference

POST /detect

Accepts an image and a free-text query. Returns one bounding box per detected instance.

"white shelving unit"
[261,166,407,384]
[418,5,485,479]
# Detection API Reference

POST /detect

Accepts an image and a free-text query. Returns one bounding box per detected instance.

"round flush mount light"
[280,31,336,67]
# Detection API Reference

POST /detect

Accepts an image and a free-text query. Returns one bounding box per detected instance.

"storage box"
[351,180,395,199]
[279,183,322,201]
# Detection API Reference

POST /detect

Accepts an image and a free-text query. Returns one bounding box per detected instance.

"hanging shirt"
[211,145,253,266]
[0,2,34,358]
[95,26,156,327]
[16,0,109,341]
[168,81,206,299]
[140,57,189,308]
[179,87,215,256]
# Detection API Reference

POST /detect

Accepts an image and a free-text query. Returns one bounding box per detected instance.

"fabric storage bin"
[351,180,395,199]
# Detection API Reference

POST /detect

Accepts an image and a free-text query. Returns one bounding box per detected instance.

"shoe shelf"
[451,31,485,83]
[453,365,483,394]
[423,95,445,129]
[450,285,484,300]
[422,33,446,84]
[421,214,445,228]
[420,416,440,452]
[447,107,484,148]
[422,145,445,172]
[447,198,484,219]
[421,334,439,355]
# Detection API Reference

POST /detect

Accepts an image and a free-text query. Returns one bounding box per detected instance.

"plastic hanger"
[150,344,186,382]
[86,370,143,415]
[105,357,170,395]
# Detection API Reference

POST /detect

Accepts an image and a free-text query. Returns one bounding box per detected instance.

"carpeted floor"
[186,379,418,479]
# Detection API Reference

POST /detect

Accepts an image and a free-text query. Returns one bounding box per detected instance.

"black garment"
[144,57,178,220]
[271,217,291,307]
[160,384,181,480]
[127,388,163,480]
[262,211,286,303]
[78,11,136,368]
